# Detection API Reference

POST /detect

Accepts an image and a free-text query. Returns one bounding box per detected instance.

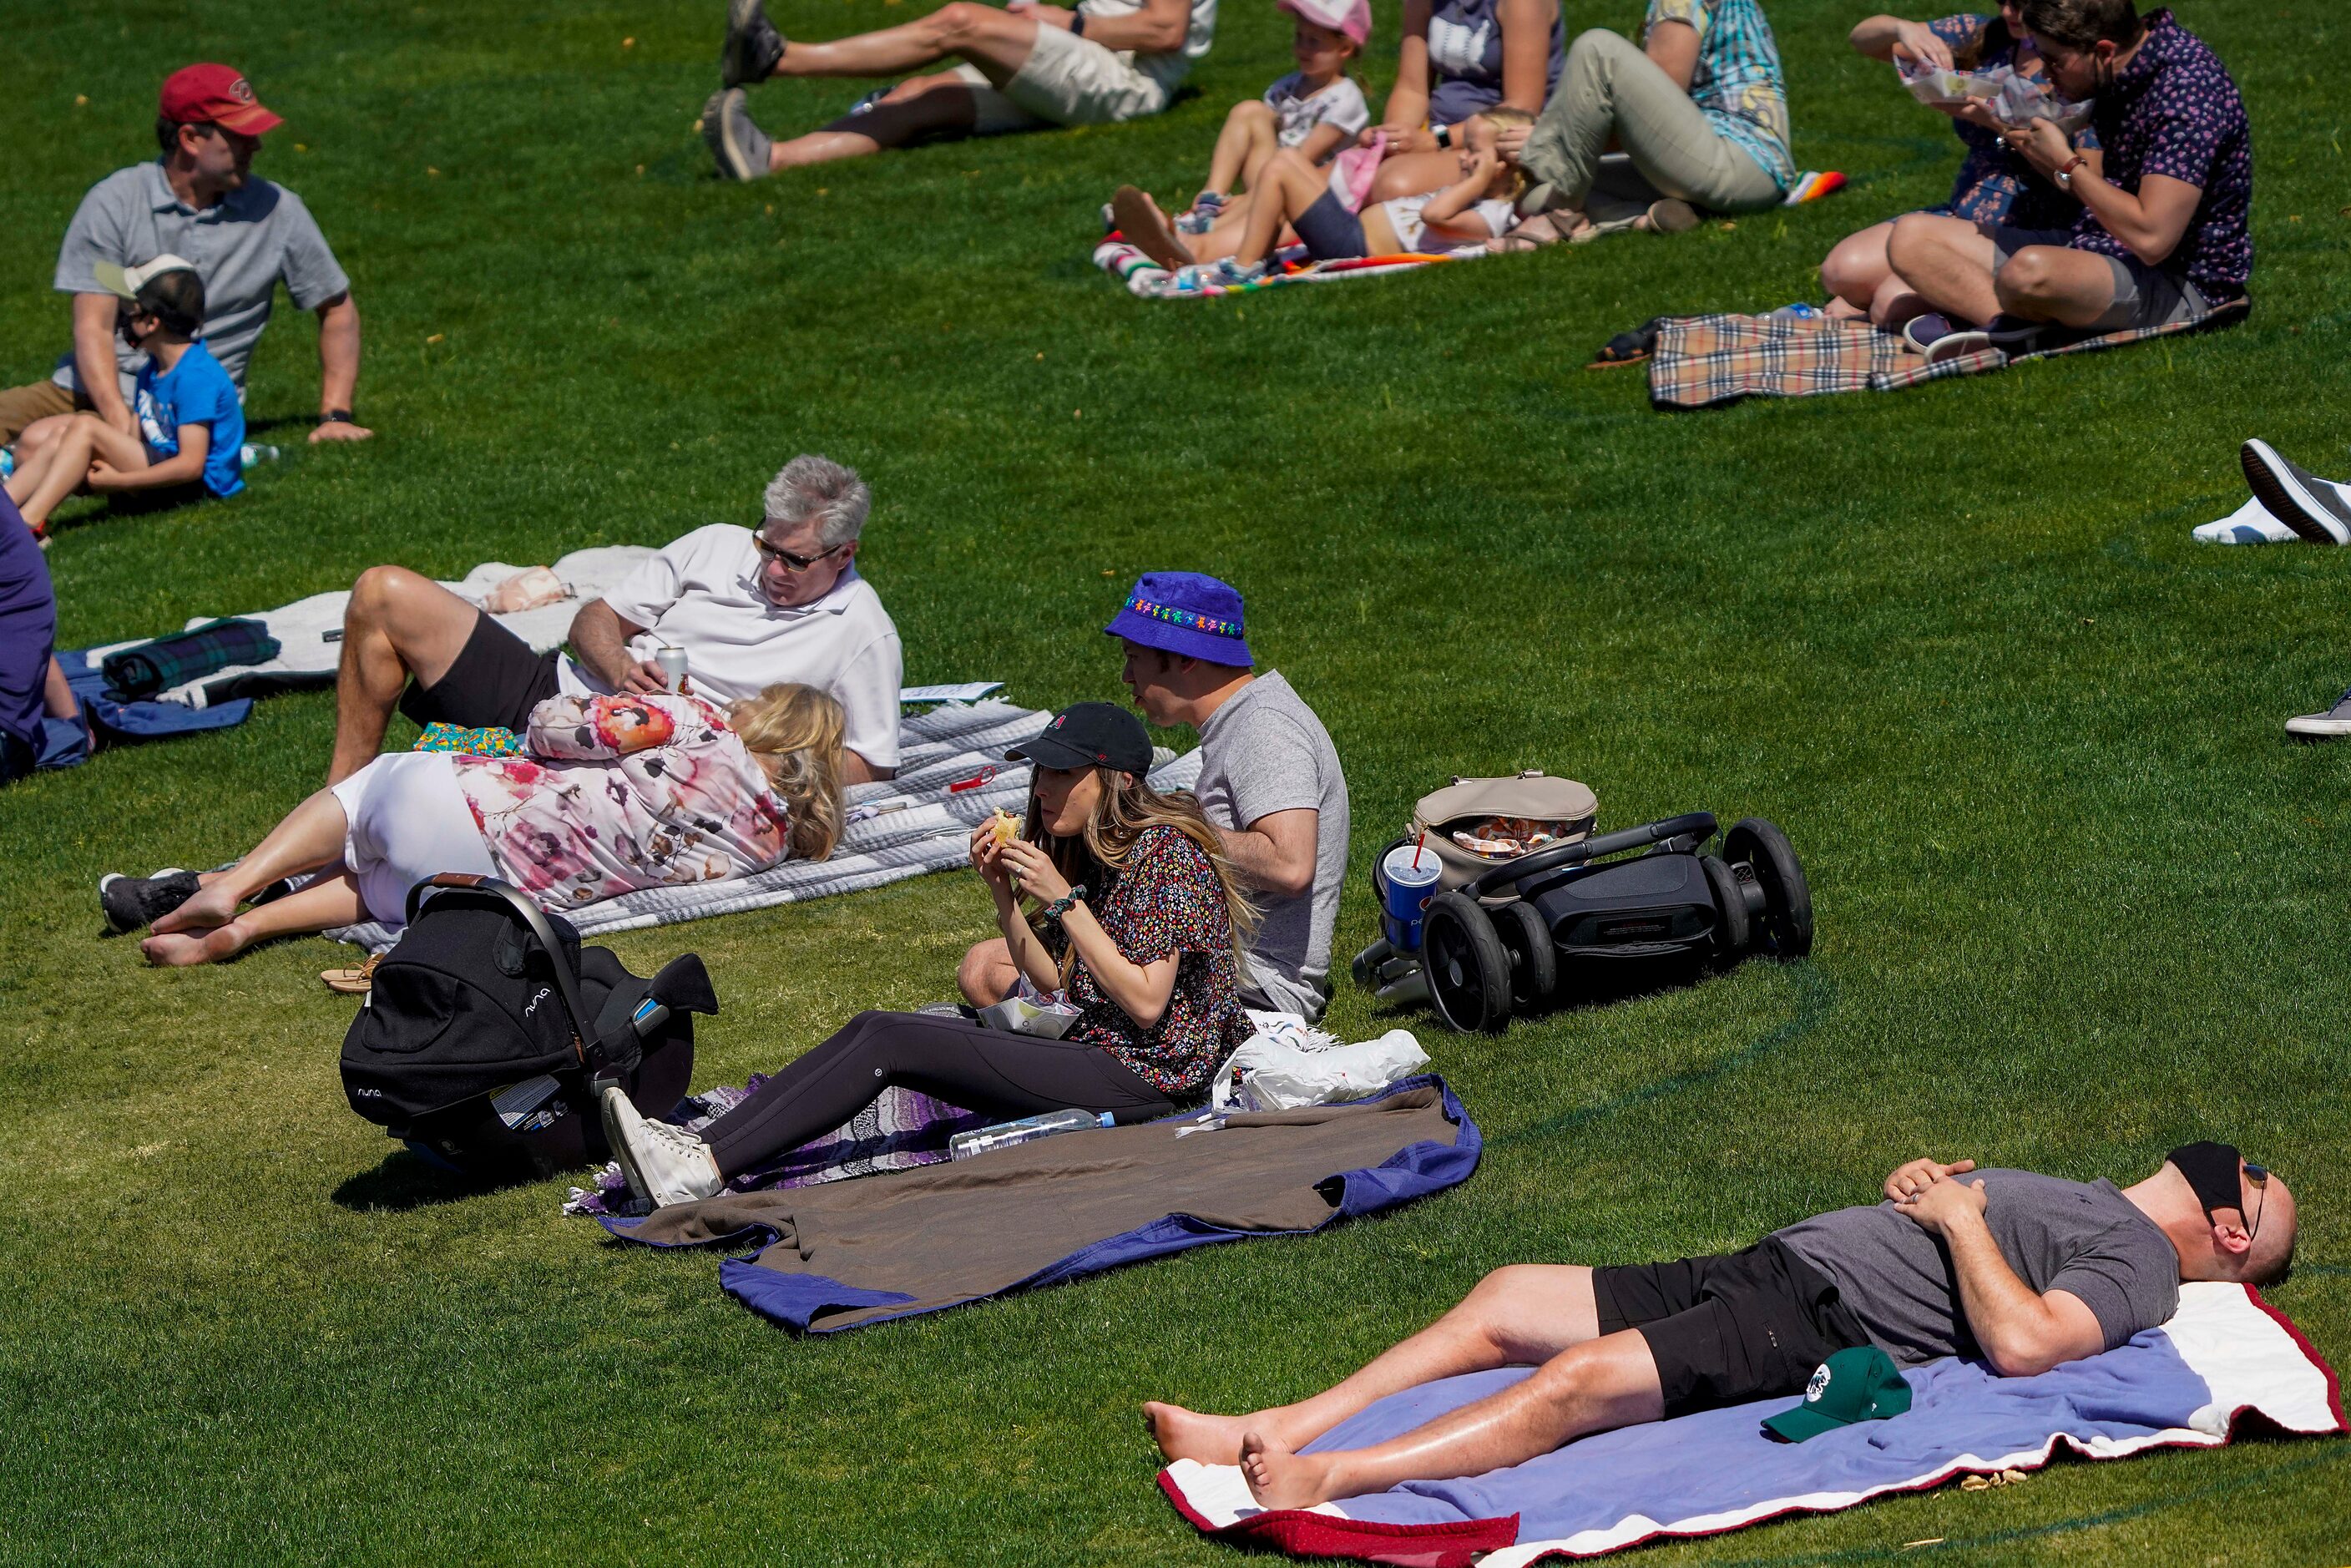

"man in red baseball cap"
[0,63,372,453]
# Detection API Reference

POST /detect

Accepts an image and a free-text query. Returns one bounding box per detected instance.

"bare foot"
[1238,1429,1336,1511]
[151,883,241,935]
[1142,1402,1255,1465]
[141,919,251,967]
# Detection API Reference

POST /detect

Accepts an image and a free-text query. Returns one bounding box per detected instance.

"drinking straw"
[1412,831,1426,870]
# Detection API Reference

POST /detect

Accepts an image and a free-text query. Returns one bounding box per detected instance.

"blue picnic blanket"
[34,645,252,771]
[1161,1281,2343,1564]
[603,1074,1479,1333]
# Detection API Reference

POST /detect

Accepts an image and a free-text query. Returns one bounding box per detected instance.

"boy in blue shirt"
[5,255,243,541]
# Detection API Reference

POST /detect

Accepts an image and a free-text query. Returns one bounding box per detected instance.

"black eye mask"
[2167,1141,2246,1223]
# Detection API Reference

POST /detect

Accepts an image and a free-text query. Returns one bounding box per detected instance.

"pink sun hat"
[1278,0,1372,47]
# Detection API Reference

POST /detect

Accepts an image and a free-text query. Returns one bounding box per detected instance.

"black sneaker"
[2242,439,2351,546]
[99,869,201,934]
[702,89,773,182]
[720,0,786,88]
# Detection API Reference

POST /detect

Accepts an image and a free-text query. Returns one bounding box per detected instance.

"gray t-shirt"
[1192,672,1349,1022]
[52,161,351,398]
[1775,1170,2180,1366]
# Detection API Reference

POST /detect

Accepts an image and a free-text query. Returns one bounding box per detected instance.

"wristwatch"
[1069,10,1085,35]
[2054,154,2087,190]
[321,409,358,424]
[1433,123,1453,149]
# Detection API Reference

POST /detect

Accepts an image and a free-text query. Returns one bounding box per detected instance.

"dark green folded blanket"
[101,618,281,701]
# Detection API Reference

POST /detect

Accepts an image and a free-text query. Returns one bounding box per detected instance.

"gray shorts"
[1988,224,2207,332]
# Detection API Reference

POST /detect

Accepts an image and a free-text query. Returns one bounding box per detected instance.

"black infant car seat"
[339,874,716,1180]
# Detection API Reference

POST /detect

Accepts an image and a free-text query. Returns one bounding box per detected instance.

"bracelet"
[1041,884,1088,922]
[321,409,356,424]
[1069,10,1085,35]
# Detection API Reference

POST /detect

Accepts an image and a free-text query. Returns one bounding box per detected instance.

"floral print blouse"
[451,692,792,910]
[1049,825,1252,1098]
[1924,13,2097,229]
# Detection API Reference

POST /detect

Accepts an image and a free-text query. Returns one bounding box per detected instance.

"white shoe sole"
[2243,439,2351,545]
[2284,715,2351,740]
[704,89,761,182]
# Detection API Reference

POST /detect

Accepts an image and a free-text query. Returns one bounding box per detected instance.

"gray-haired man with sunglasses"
[325,453,902,784]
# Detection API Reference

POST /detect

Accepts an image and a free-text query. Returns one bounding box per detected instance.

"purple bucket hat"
[1104,572,1255,668]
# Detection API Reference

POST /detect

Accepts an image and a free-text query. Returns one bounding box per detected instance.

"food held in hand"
[990,809,1021,846]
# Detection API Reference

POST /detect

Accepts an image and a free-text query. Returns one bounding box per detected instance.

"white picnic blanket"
[324,701,1204,951]
[80,547,660,707]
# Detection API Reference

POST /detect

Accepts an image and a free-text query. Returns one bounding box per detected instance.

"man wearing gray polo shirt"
[0,64,371,448]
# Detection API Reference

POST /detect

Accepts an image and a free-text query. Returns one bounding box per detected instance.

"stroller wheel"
[1700,854,1749,965]
[1422,891,1513,1034]
[1724,818,1813,960]
[1497,901,1556,1009]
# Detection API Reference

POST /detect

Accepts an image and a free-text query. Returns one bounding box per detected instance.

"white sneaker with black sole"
[600,1086,726,1208]
[2242,439,2351,545]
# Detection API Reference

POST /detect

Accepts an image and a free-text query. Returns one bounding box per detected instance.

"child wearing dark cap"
[6,255,244,541]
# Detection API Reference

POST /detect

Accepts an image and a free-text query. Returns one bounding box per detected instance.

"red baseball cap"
[159,64,283,135]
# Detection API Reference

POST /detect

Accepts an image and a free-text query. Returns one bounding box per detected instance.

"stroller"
[1352,776,1812,1034]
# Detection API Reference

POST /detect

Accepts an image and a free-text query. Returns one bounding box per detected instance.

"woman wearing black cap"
[599,701,1258,1210]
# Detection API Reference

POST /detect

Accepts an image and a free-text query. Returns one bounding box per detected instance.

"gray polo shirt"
[1192,671,1350,1021]
[1775,1170,2182,1366]
[52,160,350,398]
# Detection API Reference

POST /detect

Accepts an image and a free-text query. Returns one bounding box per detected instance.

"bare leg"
[43,655,77,723]
[771,78,983,169]
[1368,150,1459,205]
[16,415,145,529]
[1820,220,1893,312]
[1240,1331,1665,1510]
[1145,1264,1602,1465]
[328,566,485,786]
[1884,212,2000,326]
[143,873,367,967]
[957,937,1019,1005]
[1204,100,1278,199]
[771,2,1037,83]
[1992,244,2124,326]
[1234,150,1333,267]
[1868,269,1931,327]
[151,787,352,935]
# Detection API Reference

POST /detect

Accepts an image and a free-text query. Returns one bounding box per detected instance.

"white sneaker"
[600,1087,723,1207]
[2242,439,2351,546]
[2287,688,2351,741]
[2192,494,2301,545]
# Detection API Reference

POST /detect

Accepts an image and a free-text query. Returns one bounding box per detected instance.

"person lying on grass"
[1820,3,2100,326]
[699,0,1215,180]
[106,685,844,964]
[1125,0,1370,248]
[323,454,902,787]
[1145,109,1530,289]
[598,701,1256,1210]
[6,258,241,544]
[1145,1146,2296,1510]
[1879,0,2249,362]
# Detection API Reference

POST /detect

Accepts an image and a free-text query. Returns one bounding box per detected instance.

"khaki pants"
[0,380,79,447]
[1522,28,1782,219]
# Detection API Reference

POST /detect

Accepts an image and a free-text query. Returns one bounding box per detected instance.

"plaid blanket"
[99,617,280,700]
[1095,239,1474,301]
[1648,294,2250,410]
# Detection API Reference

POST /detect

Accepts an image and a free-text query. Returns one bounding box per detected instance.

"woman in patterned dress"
[599,701,1260,1211]
[132,685,846,964]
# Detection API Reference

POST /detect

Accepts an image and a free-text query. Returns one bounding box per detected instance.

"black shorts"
[1592,1238,1872,1418]
[1292,190,1370,262]
[397,609,563,735]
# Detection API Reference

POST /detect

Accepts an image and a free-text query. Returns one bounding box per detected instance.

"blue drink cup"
[1382,843,1443,952]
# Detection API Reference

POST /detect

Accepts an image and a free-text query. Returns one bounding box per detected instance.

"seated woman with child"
[113,685,846,964]
[599,701,1256,1210]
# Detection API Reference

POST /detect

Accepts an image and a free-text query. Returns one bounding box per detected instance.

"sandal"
[1587,318,1664,369]
[321,952,381,995]
[1488,210,1578,251]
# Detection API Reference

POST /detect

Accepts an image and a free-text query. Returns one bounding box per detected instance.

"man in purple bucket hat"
[960,571,1349,1019]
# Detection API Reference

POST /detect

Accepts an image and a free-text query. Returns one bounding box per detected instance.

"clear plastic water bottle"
[948,1107,1115,1161]
[1767,301,1823,323]
[240,443,281,468]
[0,448,13,480]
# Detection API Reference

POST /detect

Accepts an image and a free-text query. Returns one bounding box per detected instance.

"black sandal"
[1587,318,1663,369]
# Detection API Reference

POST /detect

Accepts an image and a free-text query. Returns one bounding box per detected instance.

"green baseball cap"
[1762,1346,1913,1443]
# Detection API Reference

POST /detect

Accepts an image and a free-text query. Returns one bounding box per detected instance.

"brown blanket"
[614,1084,1471,1331]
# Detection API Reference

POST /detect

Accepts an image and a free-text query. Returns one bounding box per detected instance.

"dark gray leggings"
[700,1009,1173,1177]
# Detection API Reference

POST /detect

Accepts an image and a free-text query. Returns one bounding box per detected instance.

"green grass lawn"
[5,0,2349,1560]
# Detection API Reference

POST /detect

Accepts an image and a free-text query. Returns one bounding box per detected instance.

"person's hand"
[1377,124,1434,154]
[1492,119,1532,161]
[968,823,1016,894]
[1008,2,1077,27]
[2005,117,2075,175]
[1884,1156,1976,1202]
[103,403,139,441]
[84,458,128,492]
[1888,19,1954,69]
[613,657,674,695]
[995,838,1071,904]
[1940,95,2002,132]
[310,417,375,443]
[1896,1172,1989,1236]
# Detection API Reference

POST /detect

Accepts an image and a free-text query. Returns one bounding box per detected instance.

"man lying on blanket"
[1145,1142,2293,1509]
[325,453,902,786]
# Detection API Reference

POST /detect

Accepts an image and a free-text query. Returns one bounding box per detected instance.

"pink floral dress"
[451,693,791,909]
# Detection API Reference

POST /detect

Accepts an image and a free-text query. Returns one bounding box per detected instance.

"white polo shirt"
[555,524,904,770]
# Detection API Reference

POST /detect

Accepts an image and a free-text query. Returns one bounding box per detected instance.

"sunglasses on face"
[753,533,846,572]
[2244,1161,2270,1242]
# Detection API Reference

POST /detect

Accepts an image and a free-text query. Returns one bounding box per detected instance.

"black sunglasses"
[2244,1161,2270,1242]
[753,533,846,572]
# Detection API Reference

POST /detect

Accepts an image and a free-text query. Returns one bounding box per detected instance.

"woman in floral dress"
[598,701,1258,1211]
[132,685,845,965]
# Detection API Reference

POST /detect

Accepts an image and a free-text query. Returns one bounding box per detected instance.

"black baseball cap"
[1008,701,1153,775]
